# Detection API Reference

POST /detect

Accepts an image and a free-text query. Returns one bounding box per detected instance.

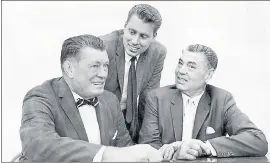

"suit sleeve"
[113,94,134,147]
[208,92,268,157]
[20,97,102,162]
[138,91,163,149]
[138,46,167,132]
[141,46,167,97]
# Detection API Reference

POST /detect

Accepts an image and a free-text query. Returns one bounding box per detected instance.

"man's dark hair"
[125,4,162,34]
[60,34,106,66]
[186,44,218,70]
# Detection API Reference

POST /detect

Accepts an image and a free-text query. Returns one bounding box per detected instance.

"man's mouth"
[177,77,188,83]
[128,44,140,52]
[92,81,104,85]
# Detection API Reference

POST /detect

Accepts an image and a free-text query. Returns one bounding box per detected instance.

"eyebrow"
[187,61,196,65]
[178,58,197,65]
[129,28,150,37]
[90,61,109,64]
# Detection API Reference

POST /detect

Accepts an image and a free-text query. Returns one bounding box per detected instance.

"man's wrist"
[172,141,182,151]
[204,140,217,157]
[102,146,121,161]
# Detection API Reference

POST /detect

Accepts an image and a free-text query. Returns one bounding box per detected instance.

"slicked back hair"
[185,44,218,70]
[125,4,162,34]
[60,34,106,68]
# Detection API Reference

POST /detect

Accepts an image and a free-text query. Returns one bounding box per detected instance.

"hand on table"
[102,144,162,162]
[159,141,182,160]
[173,139,211,160]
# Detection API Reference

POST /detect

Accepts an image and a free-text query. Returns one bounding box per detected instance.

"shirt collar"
[125,52,140,62]
[182,90,205,107]
[71,91,83,102]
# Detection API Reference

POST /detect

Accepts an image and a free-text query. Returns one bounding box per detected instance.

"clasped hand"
[159,139,212,160]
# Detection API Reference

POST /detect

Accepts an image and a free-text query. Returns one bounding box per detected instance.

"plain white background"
[2,1,270,161]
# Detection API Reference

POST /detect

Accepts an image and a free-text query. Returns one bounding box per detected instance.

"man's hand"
[173,139,211,160]
[102,144,163,162]
[159,141,182,160]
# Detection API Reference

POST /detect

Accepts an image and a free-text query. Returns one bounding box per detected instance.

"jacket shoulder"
[99,29,123,44]
[147,85,177,98]
[151,40,166,51]
[23,78,60,103]
[206,84,232,100]
[147,40,167,57]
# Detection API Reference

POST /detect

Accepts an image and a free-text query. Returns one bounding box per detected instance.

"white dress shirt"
[119,53,140,111]
[172,91,217,156]
[72,92,105,162]
[181,92,204,141]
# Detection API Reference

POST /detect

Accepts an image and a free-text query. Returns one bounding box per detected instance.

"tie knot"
[130,57,136,62]
[76,97,99,108]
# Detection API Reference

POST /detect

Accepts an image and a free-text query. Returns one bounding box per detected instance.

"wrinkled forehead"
[180,50,208,66]
[126,15,156,36]
[77,47,109,62]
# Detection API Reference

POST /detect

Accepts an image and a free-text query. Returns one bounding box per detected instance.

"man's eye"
[141,35,148,39]
[91,65,99,68]
[129,30,136,35]
[188,65,196,69]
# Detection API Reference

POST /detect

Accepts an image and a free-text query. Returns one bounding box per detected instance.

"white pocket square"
[206,126,215,134]
[112,130,118,140]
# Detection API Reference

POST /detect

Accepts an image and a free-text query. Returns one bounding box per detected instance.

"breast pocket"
[205,132,221,140]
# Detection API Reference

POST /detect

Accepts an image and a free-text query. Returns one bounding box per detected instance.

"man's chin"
[176,84,186,91]
[126,50,140,57]
[86,89,104,98]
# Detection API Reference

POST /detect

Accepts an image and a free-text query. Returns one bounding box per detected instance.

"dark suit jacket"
[19,77,133,162]
[139,84,268,157]
[100,29,167,139]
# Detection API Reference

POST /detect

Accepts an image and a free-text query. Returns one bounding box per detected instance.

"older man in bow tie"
[139,44,268,160]
[19,34,162,162]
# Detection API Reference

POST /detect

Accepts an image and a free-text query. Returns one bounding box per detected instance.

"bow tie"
[76,97,99,108]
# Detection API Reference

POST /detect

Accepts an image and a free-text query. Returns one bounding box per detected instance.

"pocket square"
[206,126,215,134]
[112,130,118,140]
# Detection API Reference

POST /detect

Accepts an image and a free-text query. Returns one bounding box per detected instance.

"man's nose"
[177,65,188,75]
[97,66,108,78]
[131,35,139,45]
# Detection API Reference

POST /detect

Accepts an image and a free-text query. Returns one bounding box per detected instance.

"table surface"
[171,156,269,162]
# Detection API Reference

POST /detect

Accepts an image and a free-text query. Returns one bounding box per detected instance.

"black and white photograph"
[2,1,270,162]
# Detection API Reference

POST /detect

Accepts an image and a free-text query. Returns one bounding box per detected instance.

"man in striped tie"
[101,4,167,143]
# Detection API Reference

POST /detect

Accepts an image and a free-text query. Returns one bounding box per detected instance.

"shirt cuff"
[205,140,217,156]
[93,146,106,162]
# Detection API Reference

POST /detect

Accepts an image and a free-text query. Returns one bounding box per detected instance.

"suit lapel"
[96,96,110,146]
[116,36,125,93]
[136,51,147,95]
[170,90,183,141]
[192,90,211,139]
[57,78,89,142]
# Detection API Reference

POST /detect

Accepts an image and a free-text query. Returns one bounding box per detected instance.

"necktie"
[126,57,138,140]
[76,97,99,108]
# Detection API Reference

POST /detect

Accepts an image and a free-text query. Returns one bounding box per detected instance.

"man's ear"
[153,32,157,38]
[63,60,75,79]
[205,68,214,83]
